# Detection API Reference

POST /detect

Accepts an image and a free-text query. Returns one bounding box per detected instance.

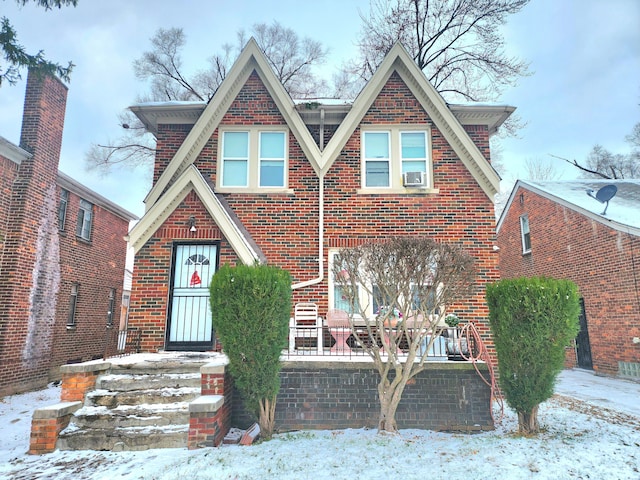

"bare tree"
[551,121,640,180]
[523,157,561,181]
[346,0,530,102]
[333,237,476,434]
[86,23,329,172]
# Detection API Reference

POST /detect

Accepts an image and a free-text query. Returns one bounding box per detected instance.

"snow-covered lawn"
[1,372,639,480]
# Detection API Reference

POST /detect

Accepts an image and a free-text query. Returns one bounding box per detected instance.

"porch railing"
[284,325,476,360]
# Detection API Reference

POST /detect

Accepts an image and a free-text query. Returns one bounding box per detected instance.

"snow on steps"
[58,364,204,451]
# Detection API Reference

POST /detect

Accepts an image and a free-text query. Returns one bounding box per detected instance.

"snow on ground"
[1,370,638,480]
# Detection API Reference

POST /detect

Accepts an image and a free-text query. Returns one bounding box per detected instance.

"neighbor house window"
[76,199,93,241]
[67,283,79,328]
[58,189,69,231]
[259,132,285,187]
[221,131,249,187]
[106,288,116,327]
[362,127,431,190]
[520,214,531,254]
[219,129,288,190]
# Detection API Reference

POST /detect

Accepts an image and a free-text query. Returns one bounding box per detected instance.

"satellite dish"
[586,184,617,215]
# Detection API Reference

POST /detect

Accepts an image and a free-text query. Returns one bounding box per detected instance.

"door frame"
[165,241,220,351]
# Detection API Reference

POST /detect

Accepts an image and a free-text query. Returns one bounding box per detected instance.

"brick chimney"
[0,69,67,395]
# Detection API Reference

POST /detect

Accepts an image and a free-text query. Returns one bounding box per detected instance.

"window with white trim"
[361,127,431,191]
[520,214,531,254]
[219,129,288,190]
[76,199,93,241]
[58,189,69,231]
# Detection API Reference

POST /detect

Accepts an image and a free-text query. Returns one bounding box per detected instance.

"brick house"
[126,39,512,355]
[496,179,640,379]
[0,71,137,397]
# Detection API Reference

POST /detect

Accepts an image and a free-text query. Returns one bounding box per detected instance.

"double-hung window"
[363,131,391,187]
[76,199,93,241]
[259,132,285,187]
[361,127,432,191]
[401,131,428,175]
[520,214,531,254]
[221,131,249,187]
[219,129,288,190]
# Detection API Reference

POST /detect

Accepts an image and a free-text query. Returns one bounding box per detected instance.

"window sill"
[522,250,532,256]
[356,187,440,195]
[66,325,76,331]
[216,187,295,195]
[75,236,92,245]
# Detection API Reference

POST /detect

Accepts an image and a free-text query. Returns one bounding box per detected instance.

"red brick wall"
[52,187,130,374]
[0,72,67,395]
[129,70,498,354]
[0,71,130,396]
[497,186,640,375]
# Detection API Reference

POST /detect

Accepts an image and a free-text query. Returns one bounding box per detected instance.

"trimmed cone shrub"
[486,276,580,434]
[210,263,291,440]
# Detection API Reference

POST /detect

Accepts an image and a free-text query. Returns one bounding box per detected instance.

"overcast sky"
[1,0,638,217]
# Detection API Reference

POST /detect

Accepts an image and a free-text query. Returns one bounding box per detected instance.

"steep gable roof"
[143,38,321,209]
[140,39,508,211]
[127,165,266,263]
[317,43,502,199]
[497,179,640,236]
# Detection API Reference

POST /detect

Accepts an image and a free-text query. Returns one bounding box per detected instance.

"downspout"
[292,174,324,290]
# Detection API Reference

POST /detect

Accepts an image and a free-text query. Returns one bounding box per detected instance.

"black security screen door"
[166,243,218,351]
[575,298,593,370]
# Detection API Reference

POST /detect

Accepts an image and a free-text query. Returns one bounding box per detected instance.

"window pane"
[223,132,248,158]
[223,159,248,186]
[260,132,285,159]
[401,132,426,159]
[402,160,426,174]
[364,132,389,159]
[260,160,284,187]
[365,160,390,187]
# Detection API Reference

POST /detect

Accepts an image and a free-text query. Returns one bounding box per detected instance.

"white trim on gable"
[127,165,263,264]
[318,43,501,198]
[143,38,321,210]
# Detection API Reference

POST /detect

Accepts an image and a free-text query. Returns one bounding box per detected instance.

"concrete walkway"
[555,368,640,419]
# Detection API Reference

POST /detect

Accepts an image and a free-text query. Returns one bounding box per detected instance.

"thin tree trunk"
[517,405,539,434]
[259,397,277,440]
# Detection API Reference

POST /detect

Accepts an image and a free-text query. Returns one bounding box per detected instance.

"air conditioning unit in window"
[403,171,427,187]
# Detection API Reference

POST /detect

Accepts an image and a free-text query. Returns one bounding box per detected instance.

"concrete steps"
[57,358,208,451]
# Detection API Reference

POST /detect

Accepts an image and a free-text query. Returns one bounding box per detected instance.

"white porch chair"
[289,303,323,354]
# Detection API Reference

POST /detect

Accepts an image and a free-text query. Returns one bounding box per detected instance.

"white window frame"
[362,131,391,188]
[520,214,531,254]
[359,126,435,194]
[58,188,69,232]
[76,199,93,241]
[218,128,290,193]
[220,131,249,187]
[258,131,286,188]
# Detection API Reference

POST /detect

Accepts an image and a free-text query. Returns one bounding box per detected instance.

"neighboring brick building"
[126,40,512,355]
[496,179,640,379]
[0,70,137,397]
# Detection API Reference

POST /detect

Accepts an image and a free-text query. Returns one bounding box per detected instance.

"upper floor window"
[76,199,93,241]
[361,127,432,192]
[58,189,69,231]
[219,129,288,191]
[520,214,531,254]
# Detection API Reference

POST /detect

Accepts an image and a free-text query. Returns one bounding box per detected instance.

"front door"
[167,243,218,351]
[575,298,593,369]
